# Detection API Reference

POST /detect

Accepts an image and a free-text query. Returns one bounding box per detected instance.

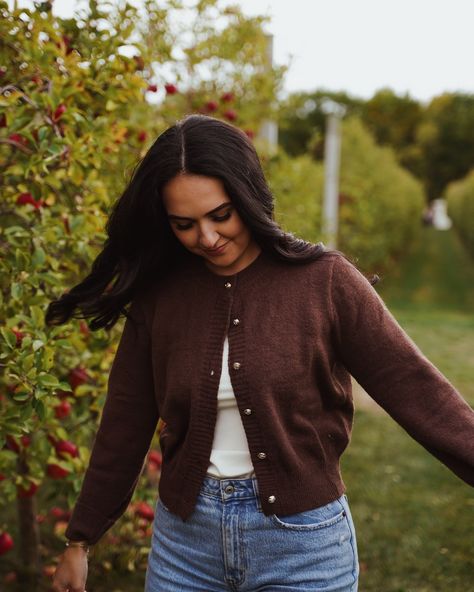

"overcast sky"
[10,0,474,104]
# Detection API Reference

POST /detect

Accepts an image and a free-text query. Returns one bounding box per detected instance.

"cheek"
[228,216,249,240]
[171,228,195,247]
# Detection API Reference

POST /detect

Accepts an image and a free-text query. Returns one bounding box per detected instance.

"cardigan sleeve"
[64,293,160,545]
[329,253,474,487]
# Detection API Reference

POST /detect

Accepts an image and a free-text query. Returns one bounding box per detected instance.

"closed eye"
[174,211,232,231]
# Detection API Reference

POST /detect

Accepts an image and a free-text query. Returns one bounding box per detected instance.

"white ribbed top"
[206,334,256,478]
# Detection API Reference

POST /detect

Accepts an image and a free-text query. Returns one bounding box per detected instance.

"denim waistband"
[200,474,260,502]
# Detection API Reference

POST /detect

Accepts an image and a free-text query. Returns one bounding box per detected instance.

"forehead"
[162,174,230,212]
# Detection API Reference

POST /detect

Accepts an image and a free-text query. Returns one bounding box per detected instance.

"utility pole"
[257,33,278,154]
[321,99,346,249]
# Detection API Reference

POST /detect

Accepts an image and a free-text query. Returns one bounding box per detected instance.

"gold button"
[232,362,241,370]
[268,495,276,503]
[257,452,266,459]
[232,318,240,325]
[224,282,232,288]
[243,408,252,415]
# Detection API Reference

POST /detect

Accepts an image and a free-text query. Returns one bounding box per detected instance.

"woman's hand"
[52,546,89,592]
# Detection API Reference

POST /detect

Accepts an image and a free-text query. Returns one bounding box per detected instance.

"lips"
[205,242,229,254]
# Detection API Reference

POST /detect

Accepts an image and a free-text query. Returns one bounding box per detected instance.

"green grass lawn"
[342,226,474,591]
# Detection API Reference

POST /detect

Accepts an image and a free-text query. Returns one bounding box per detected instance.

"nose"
[198,222,222,249]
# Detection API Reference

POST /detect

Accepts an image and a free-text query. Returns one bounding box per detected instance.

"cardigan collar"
[188,247,272,288]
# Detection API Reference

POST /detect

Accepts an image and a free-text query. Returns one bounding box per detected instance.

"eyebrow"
[167,202,233,221]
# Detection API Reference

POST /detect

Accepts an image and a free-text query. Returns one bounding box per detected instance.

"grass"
[342,226,474,591]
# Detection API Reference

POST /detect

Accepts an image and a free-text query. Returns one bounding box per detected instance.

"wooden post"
[321,99,346,248]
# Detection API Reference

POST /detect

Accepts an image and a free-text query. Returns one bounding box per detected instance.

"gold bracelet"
[65,540,90,554]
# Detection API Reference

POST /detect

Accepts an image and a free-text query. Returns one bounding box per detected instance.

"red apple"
[20,435,31,448]
[137,130,148,143]
[79,320,90,337]
[0,473,5,481]
[9,133,28,147]
[223,109,237,121]
[68,366,89,390]
[56,389,71,400]
[17,481,39,498]
[49,506,69,521]
[135,501,154,522]
[221,91,234,102]
[147,84,158,92]
[54,440,79,459]
[0,532,14,555]
[164,83,177,95]
[11,328,24,347]
[147,450,162,469]
[47,463,70,479]
[5,435,20,454]
[54,400,72,419]
[36,513,47,523]
[205,100,218,112]
[244,129,255,139]
[53,104,67,122]
[16,193,43,210]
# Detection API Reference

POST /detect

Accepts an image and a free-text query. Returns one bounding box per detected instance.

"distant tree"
[359,88,423,179]
[416,93,474,201]
[277,89,364,158]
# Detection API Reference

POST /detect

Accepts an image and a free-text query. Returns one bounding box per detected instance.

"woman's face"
[162,173,261,276]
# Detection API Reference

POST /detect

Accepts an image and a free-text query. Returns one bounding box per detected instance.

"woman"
[50,114,474,592]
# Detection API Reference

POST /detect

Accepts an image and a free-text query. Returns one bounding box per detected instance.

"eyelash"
[174,211,232,231]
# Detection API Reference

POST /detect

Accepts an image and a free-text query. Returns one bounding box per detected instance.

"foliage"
[0,0,283,586]
[344,228,474,591]
[278,87,474,214]
[417,93,474,201]
[335,116,425,270]
[264,149,325,244]
[267,117,424,272]
[359,88,423,179]
[445,169,474,259]
[277,89,364,158]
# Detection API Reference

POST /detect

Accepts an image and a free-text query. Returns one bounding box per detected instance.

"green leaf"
[37,373,60,388]
[11,282,23,300]
[18,404,33,423]
[46,142,63,156]
[38,127,50,141]
[42,345,55,369]
[0,327,16,349]
[33,399,46,421]
[23,352,35,371]
[13,391,31,402]
[31,247,46,268]
[32,339,44,351]
[26,367,37,380]
[54,339,74,349]
[57,427,68,441]
[30,305,44,328]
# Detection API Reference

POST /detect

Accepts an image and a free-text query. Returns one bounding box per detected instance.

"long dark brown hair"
[45,113,378,331]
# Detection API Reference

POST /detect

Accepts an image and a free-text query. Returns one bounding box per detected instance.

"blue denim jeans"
[145,475,359,591]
